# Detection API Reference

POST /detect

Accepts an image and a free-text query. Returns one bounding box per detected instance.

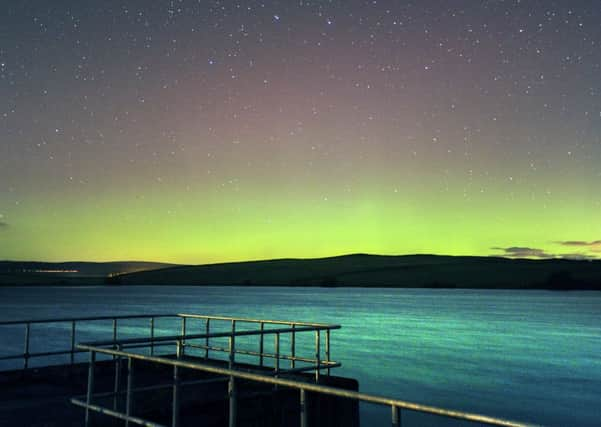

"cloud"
[559,253,597,260]
[492,246,554,258]
[492,244,601,260]
[556,240,601,252]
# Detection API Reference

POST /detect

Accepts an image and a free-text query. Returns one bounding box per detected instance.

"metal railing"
[72,344,535,427]
[0,313,338,375]
[0,313,536,427]
[72,315,341,427]
[0,314,177,369]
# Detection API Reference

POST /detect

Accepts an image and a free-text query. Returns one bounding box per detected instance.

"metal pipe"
[72,398,165,427]
[125,357,134,427]
[180,317,187,356]
[113,344,122,410]
[177,313,338,329]
[74,375,229,401]
[82,324,335,347]
[23,322,30,370]
[172,364,179,427]
[112,318,118,360]
[300,389,307,427]
[228,376,237,427]
[85,351,96,427]
[259,322,264,367]
[150,317,155,356]
[0,343,175,363]
[315,330,320,382]
[0,313,176,326]
[176,340,182,359]
[1,348,87,360]
[274,333,280,375]
[70,321,76,365]
[291,324,296,369]
[205,318,210,359]
[229,320,236,368]
[392,406,401,427]
[275,363,342,376]
[325,329,330,376]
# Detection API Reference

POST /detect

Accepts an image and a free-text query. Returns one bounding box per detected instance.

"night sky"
[1,1,600,263]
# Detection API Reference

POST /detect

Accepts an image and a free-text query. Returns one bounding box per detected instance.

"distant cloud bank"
[492,246,553,258]
[556,240,601,252]
[492,242,601,260]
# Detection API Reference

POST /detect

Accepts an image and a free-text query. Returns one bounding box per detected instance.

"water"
[0,286,599,426]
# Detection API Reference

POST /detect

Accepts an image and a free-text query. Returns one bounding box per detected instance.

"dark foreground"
[0,356,358,427]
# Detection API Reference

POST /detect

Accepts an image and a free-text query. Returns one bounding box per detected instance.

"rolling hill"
[113,254,601,290]
[0,261,178,286]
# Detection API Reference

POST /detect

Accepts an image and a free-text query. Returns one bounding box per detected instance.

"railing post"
[229,320,236,369]
[85,351,96,427]
[176,339,182,359]
[325,329,331,376]
[275,332,280,375]
[228,376,237,427]
[181,316,187,356]
[113,344,122,410]
[125,357,134,427]
[392,405,401,427]
[259,322,264,367]
[70,321,76,365]
[23,322,30,370]
[205,318,210,359]
[150,317,155,356]
[314,330,320,382]
[172,363,180,427]
[291,324,296,369]
[112,318,118,360]
[300,388,307,427]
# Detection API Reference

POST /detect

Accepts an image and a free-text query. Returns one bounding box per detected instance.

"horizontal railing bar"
[0,341,174,362]
[177,313,339,328]
[123,342,173,351]
[0,314,177,326]
[83,324,336,347]
[0,313,337,328]
[71,398,166,427]
[277,362,342,375]
[183,343,340,373]
[0,349,87,361]
[184,343,339,366]
[78,345,535,427]
[74,376,230,401]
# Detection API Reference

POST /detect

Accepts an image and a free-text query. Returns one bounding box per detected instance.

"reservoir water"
[0,286,599,426]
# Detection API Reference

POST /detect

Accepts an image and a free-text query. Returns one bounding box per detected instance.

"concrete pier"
[0,356,359,427]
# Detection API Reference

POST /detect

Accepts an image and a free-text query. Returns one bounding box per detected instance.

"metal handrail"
[74,345,536,427]
[0,314,180,369]
[0,313,338,371]
[177,313,338,328]
[82,325,337,347]
[0,314,175,326]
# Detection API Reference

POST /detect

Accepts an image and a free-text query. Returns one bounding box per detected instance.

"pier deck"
[0,355,358,427]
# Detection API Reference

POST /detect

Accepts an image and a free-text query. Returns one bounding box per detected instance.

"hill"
[0,261,178,286]
[114,254,601,290]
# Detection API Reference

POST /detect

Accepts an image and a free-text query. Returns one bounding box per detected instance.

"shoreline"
[1,282,599,291]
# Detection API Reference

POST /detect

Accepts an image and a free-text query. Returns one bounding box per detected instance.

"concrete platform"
[0,356,359,427]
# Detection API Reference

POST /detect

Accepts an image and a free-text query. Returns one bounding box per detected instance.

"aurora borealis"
[1,1,600,263]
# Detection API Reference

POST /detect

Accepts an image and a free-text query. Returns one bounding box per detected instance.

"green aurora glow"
[1,1,600,263]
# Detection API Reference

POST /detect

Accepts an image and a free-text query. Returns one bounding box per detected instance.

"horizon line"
[1,252,599,265]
